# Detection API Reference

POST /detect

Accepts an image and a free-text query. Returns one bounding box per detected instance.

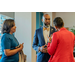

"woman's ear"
[55,26,57,29]
[63,22,64,26]
[55,26,59,31]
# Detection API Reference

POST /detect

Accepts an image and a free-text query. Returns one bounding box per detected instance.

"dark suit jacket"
[32,26,56,62]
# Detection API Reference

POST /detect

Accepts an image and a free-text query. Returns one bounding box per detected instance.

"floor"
[0,56,75,62]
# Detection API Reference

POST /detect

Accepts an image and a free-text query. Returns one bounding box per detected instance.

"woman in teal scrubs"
[0,19,24,62]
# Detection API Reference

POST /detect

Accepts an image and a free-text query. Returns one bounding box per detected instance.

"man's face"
[43,15,50,27]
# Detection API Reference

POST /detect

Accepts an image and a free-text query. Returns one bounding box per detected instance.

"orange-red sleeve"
[47,33,58,55]
[47,42,50,48]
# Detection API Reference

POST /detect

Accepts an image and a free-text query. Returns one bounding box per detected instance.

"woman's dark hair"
[53,17,64,28]
[1,19,14,34]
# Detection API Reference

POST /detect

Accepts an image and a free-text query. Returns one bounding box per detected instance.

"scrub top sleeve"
[2,36,11,49]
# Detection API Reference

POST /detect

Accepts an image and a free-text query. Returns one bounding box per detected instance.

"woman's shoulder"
[2,33,11,39]
[69,31,74,34]
[52,31,60,39]
[53,31,58,35]
[68,31,75,37]
[3,33,9,36]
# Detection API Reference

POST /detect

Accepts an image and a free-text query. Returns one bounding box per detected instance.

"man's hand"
[39,44,48,53]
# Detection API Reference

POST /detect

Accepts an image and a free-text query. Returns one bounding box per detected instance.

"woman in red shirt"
[47,17,74,62]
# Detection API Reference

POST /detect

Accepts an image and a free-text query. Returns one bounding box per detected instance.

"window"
[0,14,13,55]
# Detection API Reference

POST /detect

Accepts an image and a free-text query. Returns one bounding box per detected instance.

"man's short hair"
[42,14,49,20]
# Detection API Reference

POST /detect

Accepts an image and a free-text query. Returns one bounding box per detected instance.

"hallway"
[0,12,75,62]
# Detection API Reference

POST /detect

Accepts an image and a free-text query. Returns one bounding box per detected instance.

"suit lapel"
[49,26,54,37]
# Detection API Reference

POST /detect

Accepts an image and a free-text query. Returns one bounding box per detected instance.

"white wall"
[55,12,75,28]
[44,12,75,28]
[0,12,14,18]
[15,12,36,62]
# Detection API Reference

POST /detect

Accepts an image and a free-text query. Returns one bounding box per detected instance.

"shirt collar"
[59,27,67,31]
[43,25,50,28]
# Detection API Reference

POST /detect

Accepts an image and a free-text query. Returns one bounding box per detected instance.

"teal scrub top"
[0,33,19,62]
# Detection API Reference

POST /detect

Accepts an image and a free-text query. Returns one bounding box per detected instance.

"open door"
[36,12,43,60]
[36,12,43,29]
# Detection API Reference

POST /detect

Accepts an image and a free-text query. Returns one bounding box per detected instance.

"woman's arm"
[47,33,58,55]
[4,44,23,56]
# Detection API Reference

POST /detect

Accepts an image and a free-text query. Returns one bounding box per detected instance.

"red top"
[47,27,74,62]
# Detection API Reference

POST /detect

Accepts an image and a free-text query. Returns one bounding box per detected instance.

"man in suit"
[32,14,56,62]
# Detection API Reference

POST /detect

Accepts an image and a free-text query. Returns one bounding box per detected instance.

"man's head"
[42,14,50,28]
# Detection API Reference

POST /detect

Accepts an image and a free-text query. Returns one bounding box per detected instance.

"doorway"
[36,12,43,29]
[35,12,43,57]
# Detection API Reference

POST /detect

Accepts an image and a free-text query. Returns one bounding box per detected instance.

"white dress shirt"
[43,26,50,44]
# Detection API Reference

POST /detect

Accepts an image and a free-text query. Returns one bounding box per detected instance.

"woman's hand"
[15,43,24,51]
[19,43,24,50]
